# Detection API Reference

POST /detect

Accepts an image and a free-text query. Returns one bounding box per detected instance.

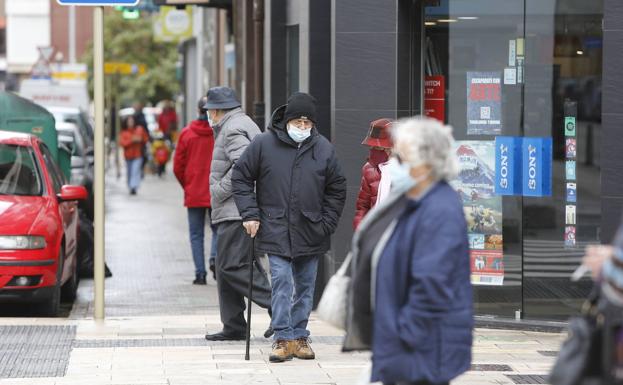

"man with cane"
[232,92,347,363]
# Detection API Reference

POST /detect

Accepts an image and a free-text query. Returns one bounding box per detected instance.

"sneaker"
[292,337,315,360]
[193,273,207,285]
[269,340,292,363]
[130,188,137,195]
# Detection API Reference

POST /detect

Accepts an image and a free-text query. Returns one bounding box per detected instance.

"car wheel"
[61,257,78,303]
[41,247,64,317]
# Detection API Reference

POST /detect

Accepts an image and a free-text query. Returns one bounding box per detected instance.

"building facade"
[260,0,612,320]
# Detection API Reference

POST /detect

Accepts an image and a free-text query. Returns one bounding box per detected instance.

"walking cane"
[245,236,254,361]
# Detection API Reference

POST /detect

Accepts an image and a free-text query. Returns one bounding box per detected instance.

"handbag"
[550,287,604,385]
[317,252,352,331]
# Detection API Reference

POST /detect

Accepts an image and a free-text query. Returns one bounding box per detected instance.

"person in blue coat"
[343,116,473,385]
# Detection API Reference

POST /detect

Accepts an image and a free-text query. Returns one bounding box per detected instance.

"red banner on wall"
[424,75,445,122]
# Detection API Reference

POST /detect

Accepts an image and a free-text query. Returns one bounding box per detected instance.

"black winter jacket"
[232,105,347,258]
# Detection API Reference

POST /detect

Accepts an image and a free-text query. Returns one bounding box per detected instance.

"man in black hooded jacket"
[232,92,346,363]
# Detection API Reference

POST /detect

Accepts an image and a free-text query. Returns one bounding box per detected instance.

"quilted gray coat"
[209,108,261,224]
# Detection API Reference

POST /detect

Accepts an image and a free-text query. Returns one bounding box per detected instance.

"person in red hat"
[353,118,393,229]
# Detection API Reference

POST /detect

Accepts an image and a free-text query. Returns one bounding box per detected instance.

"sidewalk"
[0,166,565,385]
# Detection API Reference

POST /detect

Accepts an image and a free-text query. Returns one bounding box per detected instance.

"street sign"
[57,0,140,5]
[104,62,147,75]
[31,47,54,79]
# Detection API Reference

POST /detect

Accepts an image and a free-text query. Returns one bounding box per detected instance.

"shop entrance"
[418,0,603,319]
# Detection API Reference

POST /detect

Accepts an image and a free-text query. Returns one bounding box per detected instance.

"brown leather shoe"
[292,337,315,360]
[269,340,293,363]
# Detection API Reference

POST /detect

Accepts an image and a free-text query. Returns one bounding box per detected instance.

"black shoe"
[130,188,137,195]
[193,274,207,285]
[205,331,245,341]
[264,326,274,338]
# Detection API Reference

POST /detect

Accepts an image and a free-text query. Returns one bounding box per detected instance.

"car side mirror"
[57,185,88,201]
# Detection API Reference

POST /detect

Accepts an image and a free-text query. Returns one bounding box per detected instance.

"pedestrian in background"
[353,118,393,230]
[133,102,150,178]
[158,100,178,141]
[119,115,149,195]
[174,97,215,285]
[232,92,347,363]
[206,86,273,341]
[344,116,473,385]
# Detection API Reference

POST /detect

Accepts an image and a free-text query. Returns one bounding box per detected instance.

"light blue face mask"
[287,124,311,143]
[387,158,417,192]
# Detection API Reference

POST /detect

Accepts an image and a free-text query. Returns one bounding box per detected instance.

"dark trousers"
[216,220,272,335]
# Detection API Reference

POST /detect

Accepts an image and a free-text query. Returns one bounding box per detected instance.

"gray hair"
[391,116,459,181]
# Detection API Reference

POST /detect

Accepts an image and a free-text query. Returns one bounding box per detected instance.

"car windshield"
[0,144,42,196]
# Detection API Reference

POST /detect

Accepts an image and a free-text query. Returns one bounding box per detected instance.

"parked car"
[45,106,94,153]
[55,122,93,188]
[0,130,87,316]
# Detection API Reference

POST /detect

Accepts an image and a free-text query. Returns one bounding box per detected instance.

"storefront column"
[601,0,623,243]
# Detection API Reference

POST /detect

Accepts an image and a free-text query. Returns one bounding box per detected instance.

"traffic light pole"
[93,5,106,320]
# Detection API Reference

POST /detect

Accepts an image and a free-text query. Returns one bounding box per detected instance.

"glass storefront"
[423,0,603,319]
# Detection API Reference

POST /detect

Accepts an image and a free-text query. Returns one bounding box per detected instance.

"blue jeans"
[268,255,319,341]
[188,207,208,276]
[126,158,142,191]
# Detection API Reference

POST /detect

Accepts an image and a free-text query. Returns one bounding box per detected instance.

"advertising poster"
[424,76,445,122]
[566,205,577,225]
[565,117,576,137]
[565,226,577,247]
[470,250,504,286]
[566,139,577,158]
[566,160,576,180]
[467,72,502,135]
[451,141,504,286]
[567,183,577,203]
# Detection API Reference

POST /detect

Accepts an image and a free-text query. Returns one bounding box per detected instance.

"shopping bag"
[550,287,603,385]
[317,253,352,330]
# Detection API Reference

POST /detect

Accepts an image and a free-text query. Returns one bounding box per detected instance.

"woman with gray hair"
[343,116,473,385]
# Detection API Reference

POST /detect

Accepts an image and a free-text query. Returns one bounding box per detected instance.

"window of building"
[423,0,603,319]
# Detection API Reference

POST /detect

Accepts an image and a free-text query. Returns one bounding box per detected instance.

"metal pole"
[93,6,105,321]
[69,6,76,63]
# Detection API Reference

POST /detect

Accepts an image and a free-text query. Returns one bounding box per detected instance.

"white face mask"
[387,157,430,192]
[287,123,311,143]
[207,111,217,127]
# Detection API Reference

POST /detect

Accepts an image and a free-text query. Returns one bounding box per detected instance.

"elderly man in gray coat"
[205,87,273,341]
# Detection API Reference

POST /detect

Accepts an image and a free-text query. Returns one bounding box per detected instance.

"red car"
[0,130,87,316]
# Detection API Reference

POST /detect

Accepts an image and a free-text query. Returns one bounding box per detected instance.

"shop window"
[423,0,603,320]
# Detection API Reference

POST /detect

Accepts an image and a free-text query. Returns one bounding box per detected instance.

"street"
[0,166,565,385]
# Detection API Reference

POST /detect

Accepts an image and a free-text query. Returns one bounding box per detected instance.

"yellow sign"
[104,62,147,75]
[153,6,193,43]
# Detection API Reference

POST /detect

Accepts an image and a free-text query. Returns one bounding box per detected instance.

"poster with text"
[451,141,504,285]
[470,250,504,286]
[467,72,502,135]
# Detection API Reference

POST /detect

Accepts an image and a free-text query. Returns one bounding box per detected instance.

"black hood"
[268,104,319,148]
[268,104,287,132]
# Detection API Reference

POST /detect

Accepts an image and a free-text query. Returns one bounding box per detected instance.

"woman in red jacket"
[119,115,149,195]
[173,97,216,285]
[353,118,393,229]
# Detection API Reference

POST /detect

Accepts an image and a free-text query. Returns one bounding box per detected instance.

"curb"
[475,316,567,333]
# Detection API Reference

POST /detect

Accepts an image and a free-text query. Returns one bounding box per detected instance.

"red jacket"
[173,119,214,207]
[158,109,178,134]
[353,161,381,229]
[119,126,149,160]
